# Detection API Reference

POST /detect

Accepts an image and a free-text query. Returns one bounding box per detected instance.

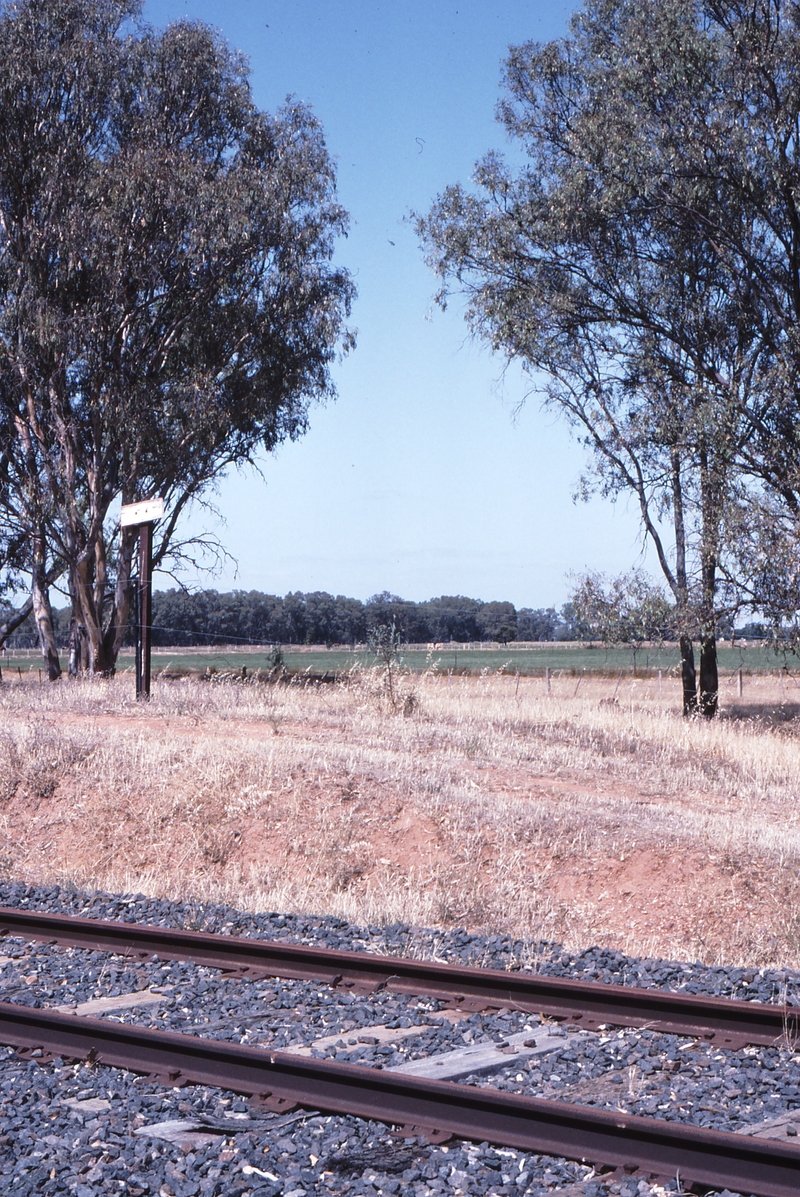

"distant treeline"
[2,588,773,651]
[143,591,585,647]
[3,590,586,649]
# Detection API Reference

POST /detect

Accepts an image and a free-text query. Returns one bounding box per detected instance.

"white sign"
[120,497,165,527]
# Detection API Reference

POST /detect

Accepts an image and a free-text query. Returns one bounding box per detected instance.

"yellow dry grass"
[1,666,800,968]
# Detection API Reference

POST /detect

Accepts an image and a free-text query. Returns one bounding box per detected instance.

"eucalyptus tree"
[698,0,800,639]
[0,0,355,677]
[569,570,674,670]
[0,524,34,654]
[418,0,793,715]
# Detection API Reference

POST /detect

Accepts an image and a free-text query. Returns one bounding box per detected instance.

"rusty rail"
[0,906,794,1049]
[0,1000,798,1196]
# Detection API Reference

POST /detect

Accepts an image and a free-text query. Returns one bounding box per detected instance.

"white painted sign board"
[119,497,164,527]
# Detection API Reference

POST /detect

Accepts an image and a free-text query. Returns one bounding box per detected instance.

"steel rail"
[0,905,794,1049]
[0,1001,798,1197]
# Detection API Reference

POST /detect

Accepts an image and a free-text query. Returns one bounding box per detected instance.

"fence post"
[121,497,163,701]
[137,523,153,700]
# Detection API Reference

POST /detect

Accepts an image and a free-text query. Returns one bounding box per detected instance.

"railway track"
[1,1000,800,1196]
[0,904,794,1050]
[1,905,800,1194]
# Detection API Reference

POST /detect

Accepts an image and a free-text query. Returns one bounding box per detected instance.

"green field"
[2,641,797,677]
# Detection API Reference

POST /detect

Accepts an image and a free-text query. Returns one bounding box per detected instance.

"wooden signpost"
[120,497,164,699]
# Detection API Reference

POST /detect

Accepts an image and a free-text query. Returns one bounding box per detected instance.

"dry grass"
[2,666,800,968]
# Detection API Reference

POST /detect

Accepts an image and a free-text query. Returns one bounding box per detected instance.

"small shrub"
[17,726,91,800]
[0,733,21,801]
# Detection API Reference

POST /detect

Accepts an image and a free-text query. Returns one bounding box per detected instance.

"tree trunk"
[70,563,112,675]
[101,528,137,674]
[68,616,90,677]
[67,529,136,677]
[679,635,697,715]
[699,633,718,718]
[71,557,102,675]
[31,534,61,680]
[0,599,33,651]
[698,439,720,718]
[68,617,78,677]
[670,450,699,717]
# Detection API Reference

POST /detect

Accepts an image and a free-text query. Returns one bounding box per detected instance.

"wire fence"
[2,639,797,681]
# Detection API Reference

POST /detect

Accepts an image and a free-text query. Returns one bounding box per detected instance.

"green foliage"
[265,644,284,673]
[570,570,674,647]
[366,619,417,714]
[367,619,404,666]
[4,588,584,649]
[476,601,517,644]
[417,0,800,713]
[0,0,354,673]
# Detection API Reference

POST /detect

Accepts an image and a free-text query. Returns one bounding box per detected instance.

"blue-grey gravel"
[0,881,788,1196]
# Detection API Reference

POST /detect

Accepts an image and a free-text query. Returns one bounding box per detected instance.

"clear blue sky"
[143,0,647,608]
